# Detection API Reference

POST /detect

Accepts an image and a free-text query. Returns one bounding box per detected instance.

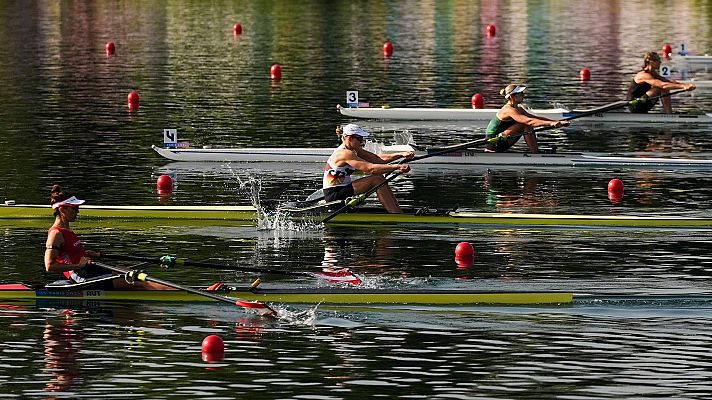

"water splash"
[392,129,417,146]
[274,304,318,326]
[227,169,322,232]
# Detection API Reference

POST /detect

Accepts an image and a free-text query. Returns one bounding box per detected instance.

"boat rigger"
[1,203,712,229]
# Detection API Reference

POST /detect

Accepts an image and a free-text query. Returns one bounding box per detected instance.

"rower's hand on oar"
[396,164,411,173]
[78,256,92,269]
[401,151,415,161]
[683,83,696,91]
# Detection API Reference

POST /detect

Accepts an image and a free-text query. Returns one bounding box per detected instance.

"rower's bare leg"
[647,88,671,113]
[375,185,402,213]
[660,89,672,113]
[523,132,539,153]
[353,175,402,213]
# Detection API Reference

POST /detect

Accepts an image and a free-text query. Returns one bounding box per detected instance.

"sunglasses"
[349,135,364,142]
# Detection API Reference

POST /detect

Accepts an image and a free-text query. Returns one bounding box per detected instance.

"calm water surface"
[2,0,712,398]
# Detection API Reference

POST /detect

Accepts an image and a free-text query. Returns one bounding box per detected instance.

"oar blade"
[235,299,278,317]
[310,269,362,285]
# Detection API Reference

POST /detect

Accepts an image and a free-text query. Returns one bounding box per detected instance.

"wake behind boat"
[337,104,712,123]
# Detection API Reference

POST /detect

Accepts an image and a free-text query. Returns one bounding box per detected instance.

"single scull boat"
[2,203,712,229]
[152,145,712,169]
[0,283,572,305]
[337,104,712,123]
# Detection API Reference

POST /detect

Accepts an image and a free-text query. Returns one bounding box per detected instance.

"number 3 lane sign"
[346,91,358,107]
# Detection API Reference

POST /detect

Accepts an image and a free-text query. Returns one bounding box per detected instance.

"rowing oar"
[92,261,278,317]
[102,254,362,285]
[556,88,689,122]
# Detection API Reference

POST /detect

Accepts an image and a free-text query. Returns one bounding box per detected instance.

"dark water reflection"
[3,0,712,397]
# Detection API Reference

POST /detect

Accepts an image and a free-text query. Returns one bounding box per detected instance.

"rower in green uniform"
[485,84,569,153]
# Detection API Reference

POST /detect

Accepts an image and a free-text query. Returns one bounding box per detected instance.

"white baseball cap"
[52,196,85,209]
[342,124,370,137]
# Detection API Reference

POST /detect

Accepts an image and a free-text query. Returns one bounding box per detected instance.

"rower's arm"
[519,107,561,122]
[356,148,390,163]
[639,74,695,91]
[509,109,563,128]
[338,151,405,175]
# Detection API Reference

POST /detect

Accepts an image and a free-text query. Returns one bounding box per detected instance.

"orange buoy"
[580,68,590,81]
[486,24,496,36]
[471,93,484,109]
[233,23,242,35]
[156,175,173,194]
[127,91,140,111]
[383,40,393,57]
[662,43,672,58]
[105,41,115,56]
[270,64,282,79]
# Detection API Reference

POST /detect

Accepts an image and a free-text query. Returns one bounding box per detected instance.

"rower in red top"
[323,124,413,213]
[44,185,169,290]
[627,51,696,113]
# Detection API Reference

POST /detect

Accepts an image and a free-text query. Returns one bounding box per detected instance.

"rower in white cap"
[322,124,414,213]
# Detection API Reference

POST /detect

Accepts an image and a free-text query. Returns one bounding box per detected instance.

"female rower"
[485,84,569,153]
[323,124,413,213]
[44,185,168,290]
[627,51,696,113]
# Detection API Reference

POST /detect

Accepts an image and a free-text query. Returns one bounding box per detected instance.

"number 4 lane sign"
[163,129,177,148]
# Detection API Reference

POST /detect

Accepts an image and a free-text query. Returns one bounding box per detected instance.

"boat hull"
[152,146,712,169]
[338,106,712,123]
[0,284,572,305]
[1,204,712,229]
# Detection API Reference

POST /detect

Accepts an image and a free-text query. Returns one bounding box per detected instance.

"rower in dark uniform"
[627,51,695,113]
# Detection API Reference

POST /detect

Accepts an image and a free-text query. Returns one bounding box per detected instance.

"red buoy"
[105,41,116,56]
[662,43,672,58]
[455,257,473,269]
[471,93,484,109]
[580,68,590,81]
[270,64,282,80]
[607,178,624,198]
[383,40,393,57]
[455,242,474,260]
[202,351,224,362]
[233,23,242,35]
[127,91,140,111]
[156,175,173,194]
[202,335,224,353]
[486,24,496,37]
